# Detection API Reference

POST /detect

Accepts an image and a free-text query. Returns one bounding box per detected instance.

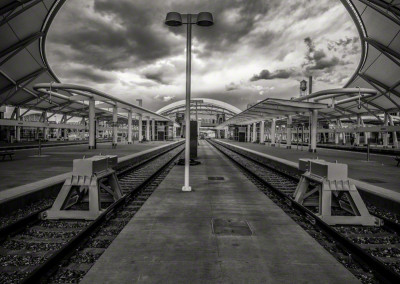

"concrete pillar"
[309,109,318,152]
[15,107,21,142]
[88,99,95,149]
[335,119,339,144]
[252,122,257,142]
[112,106,118,147]
[271,119,276,146]
[173,125,176,139]
[247,125,251,142]
[388,114,398,148]
[138,114,143,142]
[361,118,369,145]
[64,128,68,139]
[127,110,133,144]
[286,115,292,149]
[355,115,361,146]
[260,121,265,144]
[146,117,150,141]
[383,113,388,148]
[152,119,155,141]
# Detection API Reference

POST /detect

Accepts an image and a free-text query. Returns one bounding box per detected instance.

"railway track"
[209,139,400,284]
[0,142,184,283]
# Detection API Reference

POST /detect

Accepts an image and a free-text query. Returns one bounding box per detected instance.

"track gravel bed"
[209,139,400,284]
[0,143,183,283]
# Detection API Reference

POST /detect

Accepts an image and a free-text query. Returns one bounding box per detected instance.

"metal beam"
[358,0,400,25]
[359,73,400,99]
[0,0,43,28]
[0,32,44,59]
[0,68,46,95]
[364,37,400,67]
[0,0,32,16]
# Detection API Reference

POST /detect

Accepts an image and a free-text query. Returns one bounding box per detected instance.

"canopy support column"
[335,119,339,145]
[388,114,398,148]
[138,114,143,142]
[271,119,276,147]
[88,98,95,149]
[15,107,21,142]
[252,122,257,142]
[152,119,155,141]
[247,125,251,142]
[383,113,388,148]
[260,120,265,144]
[309,109,317,153]
[127,110,133,144]
[286,115,292,149]
[112,106,118,148]
[146,117,150,141]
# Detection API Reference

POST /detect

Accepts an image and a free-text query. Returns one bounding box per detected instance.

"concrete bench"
[0,151,15,161]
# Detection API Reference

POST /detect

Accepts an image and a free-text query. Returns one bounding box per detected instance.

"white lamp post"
[165,12,214,192]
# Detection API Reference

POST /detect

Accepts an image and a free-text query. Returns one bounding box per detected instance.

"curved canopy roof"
[156,98,241,118]
[218,0,400,127]
[0,0,171,122]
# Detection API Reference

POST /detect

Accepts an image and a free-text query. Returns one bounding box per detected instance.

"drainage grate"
[212,218,252,236]
[208,176,225,181]
[360,178,386,184]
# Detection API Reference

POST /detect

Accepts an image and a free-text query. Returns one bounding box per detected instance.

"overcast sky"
[46,0,360,112]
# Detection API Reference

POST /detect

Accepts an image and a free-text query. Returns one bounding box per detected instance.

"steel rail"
[20,141,184,283]
[208,139,400,284]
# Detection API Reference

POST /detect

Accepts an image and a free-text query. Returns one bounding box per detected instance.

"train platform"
[0,141,174,192]
[219,139,400,193]
[81,140,358,283]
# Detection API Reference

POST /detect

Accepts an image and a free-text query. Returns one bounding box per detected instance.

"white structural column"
[138,114,143,142]
[43,112,49,140]
[260,120,265,144]
[112,106,118,147]
[172,124,176,139]
[361,118,369,145]
[88,99,95,149]
[388,114,398,148]
[309,109,318,152]
[146,117,150,141]
[252,122,257,142]
[127,110,133,144]
[383,113,389,148]
[152,119,155,141]
[335,119,339,144]
[355,115,361,146]
[15,107,21,142]
[247,125,251,142]
[270,119,276,146]
[286,115,292,149]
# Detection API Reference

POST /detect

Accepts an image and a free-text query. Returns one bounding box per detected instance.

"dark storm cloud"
[225,82,241,91]
[49,0,182,71]
[302,37,348,72]
[144,70,169,85]
[62,66,116,83]
[250,68,297,81]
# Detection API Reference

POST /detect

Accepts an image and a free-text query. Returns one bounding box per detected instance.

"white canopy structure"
[156,98,241,119]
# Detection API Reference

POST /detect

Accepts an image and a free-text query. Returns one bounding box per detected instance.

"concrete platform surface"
[0,141,173,191]
[81,140,359,284]
[221,139,400,193]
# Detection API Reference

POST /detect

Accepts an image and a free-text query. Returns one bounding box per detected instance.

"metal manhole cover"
[212,218,252,236]
[360,178,386,184]
[208,176,225,181]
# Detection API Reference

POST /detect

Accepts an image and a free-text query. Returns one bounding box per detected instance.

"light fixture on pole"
[165,12,214,192]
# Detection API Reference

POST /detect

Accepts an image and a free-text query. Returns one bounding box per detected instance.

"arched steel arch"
[156,98,241,118]
[1,0,399,123]
[0,0,169,122]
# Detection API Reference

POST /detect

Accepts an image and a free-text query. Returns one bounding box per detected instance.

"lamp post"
[165,12,214,192]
